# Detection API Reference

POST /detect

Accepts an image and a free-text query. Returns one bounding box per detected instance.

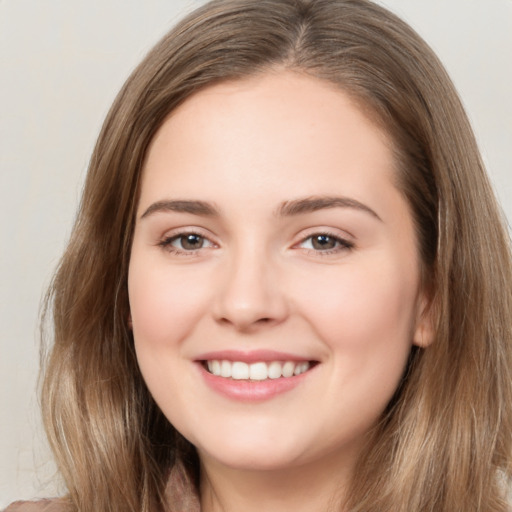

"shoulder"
[2,499,70,512]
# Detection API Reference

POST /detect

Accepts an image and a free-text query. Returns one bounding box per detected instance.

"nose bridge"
[213,237,287,329]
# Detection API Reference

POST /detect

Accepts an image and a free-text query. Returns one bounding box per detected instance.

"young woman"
[6,0,512,511]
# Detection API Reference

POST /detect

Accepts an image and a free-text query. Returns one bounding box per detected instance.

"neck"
[199,451,354,512]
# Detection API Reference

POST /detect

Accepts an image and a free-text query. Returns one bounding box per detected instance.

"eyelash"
[296,231,354,255]
[158,230,215,256]
[157,230,354,256]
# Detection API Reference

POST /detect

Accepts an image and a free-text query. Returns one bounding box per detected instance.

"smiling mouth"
[203,360,317,381]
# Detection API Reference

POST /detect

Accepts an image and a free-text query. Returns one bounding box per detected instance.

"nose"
[212,247,289,332]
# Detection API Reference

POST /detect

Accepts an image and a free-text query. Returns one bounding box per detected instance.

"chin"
[186,426,305,472]
[198,445,306,472]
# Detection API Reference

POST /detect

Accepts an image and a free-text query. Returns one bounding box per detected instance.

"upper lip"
[194,349,316,364]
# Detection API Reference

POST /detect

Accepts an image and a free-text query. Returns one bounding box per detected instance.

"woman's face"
[129,71,429,476]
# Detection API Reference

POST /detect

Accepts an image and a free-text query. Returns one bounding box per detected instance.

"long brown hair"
[42,1,512,510]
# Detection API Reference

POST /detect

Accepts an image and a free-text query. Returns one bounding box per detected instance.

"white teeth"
[249,362,268,381]
[210,360,221,375]
[282,361,295,378]
[294,362,309,376]
[231,362,249,380]
[205,360,312,380]
[220,360,231,378]
[268,361,282,379]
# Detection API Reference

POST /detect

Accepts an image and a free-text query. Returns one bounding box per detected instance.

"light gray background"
[1,0,511,506]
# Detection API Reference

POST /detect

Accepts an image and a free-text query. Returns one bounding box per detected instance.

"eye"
[174,233,208,251]
[298,233,353,253]
[159,232,215,254]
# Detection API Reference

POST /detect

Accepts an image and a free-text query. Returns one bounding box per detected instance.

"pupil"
[182,234,203,250]
[312,235,335,250]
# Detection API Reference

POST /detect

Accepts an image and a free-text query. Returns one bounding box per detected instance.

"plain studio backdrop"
[0,0,511,507]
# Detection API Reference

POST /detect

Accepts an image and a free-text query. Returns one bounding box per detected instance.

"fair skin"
[128,70,431,512]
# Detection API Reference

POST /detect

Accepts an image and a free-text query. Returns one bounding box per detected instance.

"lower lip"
[197,363,313,402]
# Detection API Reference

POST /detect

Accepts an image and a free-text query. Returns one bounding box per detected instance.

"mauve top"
[3,462,201,512]
[2,500,68,512]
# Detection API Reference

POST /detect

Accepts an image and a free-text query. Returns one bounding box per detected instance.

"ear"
[412,294,435,348]
[128,313,133,330]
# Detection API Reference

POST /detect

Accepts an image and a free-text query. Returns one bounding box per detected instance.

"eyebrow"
[277,196,381,221]
[140,200,219,219]
[139,195,381,221]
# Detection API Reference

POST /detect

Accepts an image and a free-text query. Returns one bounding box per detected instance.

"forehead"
[139,71,398,217]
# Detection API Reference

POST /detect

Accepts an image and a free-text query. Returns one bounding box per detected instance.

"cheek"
[293,255,419,359]
[294,260,419,427]
[128,259,209,426]
[128,258,213,348]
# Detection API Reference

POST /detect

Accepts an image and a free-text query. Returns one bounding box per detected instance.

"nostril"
[219,316,272,324]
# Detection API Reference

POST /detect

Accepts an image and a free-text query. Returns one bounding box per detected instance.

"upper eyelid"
[294,226,355,243]
[158,232,217,257]
[157,227,219,251]
[156,226,355,246]
[169,233,215,249]
[160,226,216,239]
[296,233,353,248]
